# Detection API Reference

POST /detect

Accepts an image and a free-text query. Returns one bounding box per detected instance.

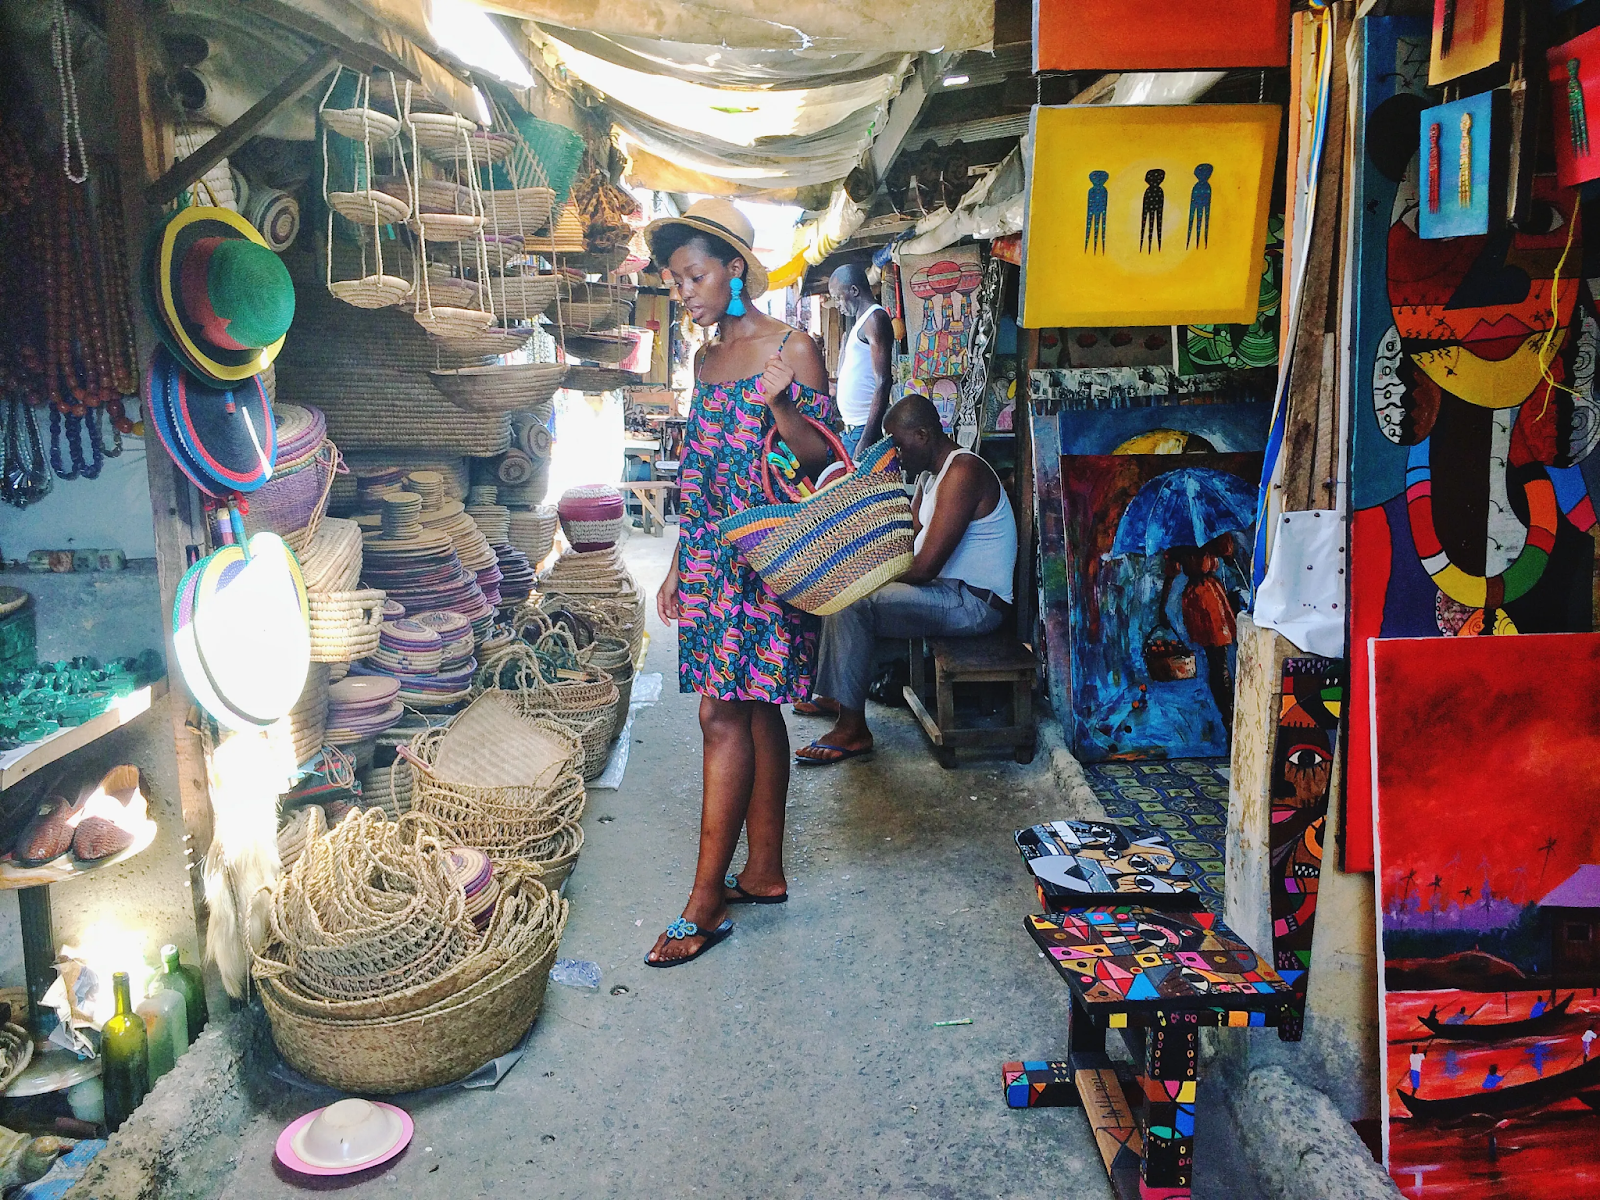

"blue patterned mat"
[1081,759,1230,910]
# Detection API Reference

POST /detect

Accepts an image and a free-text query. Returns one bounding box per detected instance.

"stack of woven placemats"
[253,809,569,1093]
[494,544,535,607]
[538,545,635,596]
[401,689,587,864]
[359,493,495,634]
[325,675,403,745]
[506,506,558,568]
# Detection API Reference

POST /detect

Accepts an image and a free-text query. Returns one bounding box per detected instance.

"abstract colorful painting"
[1026,907,1292,1013]
[1015,819,1201,910]
[1033,0,1289,72]
[1345,14,1600,872]
[1417,91,1502,239]
[1059,452,1262,761]
[1548,26,1600,188]
[899,248,982,383]
[1178,214,1283,374]
[1429,0,1506,86]
[1022,106,1281,328]
[1269,657,1344,1042]
[1372,633,1600,1195]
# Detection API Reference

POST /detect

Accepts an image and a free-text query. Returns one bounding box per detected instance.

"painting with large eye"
[1269,657,1345,1042]
[1373,633,1600,1197]
[1344,17,1600,871]
[1059,451,1263,762]
[1021,105,1281,329]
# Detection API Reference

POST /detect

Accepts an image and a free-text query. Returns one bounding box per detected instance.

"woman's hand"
[657,564,681,624]
[756,353,796,407]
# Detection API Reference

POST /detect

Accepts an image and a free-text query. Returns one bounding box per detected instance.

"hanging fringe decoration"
[1441,0,1457,54]
[1458,112,1473,206]
[1428,122,1442,213]
[1570,59,1591,157]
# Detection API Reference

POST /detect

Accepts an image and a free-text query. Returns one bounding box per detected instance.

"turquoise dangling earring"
[727,276,747,317]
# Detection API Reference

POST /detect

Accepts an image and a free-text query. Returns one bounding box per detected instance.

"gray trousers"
[815,579,1002,710]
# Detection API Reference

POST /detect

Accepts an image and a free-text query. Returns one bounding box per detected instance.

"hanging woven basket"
[429,363,568,414]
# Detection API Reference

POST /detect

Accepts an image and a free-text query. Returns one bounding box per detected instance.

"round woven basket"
[524,822,584,890]
[413,306,496,339]
[329,275,413,309]
[429,363,567,414]
[285,664,330,765]
[471,639,618,779]
[413,211,484,241]
[557,299,631,332]
[322,106,401,142]
[327,189,410,226]
[480,188,556,237]
[307,588,386,663]
[487,274,558,317]
[407,111,477,152]
[242,440,339,551]
[562,332,637,364]
[434,328,533,360]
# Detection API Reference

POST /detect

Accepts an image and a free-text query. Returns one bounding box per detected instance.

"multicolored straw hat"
[144,345,278,497]
[142,205,295,384]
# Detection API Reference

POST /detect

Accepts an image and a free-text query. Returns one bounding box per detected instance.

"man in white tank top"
[797,394,1018,765]
[828,264,893,454]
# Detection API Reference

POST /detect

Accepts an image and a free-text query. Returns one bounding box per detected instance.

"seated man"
[795,393,1017,764]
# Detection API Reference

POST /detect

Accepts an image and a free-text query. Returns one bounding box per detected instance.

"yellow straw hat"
[644,198,768,299]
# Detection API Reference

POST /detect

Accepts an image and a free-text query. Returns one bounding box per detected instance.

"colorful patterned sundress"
[677,373,836,702]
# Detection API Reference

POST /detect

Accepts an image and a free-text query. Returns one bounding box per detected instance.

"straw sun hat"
[644,198,768,300]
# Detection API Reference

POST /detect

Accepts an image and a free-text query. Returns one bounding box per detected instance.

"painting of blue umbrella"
[1060,453,1263,761]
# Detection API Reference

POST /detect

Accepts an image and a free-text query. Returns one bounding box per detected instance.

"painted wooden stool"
[1024,906,1295,1200]
[1015,819,1206,913]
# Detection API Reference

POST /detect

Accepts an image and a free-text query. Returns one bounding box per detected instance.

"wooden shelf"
[0,681,167,793]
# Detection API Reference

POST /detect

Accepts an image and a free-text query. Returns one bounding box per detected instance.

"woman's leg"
[649,695,754,963]
[731,701,790,898]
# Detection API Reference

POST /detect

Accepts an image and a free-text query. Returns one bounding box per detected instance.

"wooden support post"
[107,0,219,1000]
[1014,323,1038,647]
[145,47,339,207]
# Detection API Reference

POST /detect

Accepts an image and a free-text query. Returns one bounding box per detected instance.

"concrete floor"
[214,533,1125,1200]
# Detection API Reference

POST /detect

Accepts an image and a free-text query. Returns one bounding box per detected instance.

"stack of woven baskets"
[253,809,568,1094]
[401,688,587,872]
[506,505,559,568]
[472,629,619,781]
[243,403,339,555]
[536,547,646,664]
[299,517,385,665]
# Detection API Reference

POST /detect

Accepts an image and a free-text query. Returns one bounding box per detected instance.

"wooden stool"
[904,634,1037,768]
[617,481,677,536]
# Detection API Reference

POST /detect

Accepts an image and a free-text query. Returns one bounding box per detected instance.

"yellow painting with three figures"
[1021,104,1281,328]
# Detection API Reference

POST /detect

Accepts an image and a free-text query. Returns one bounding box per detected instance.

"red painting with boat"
[1373,633,1600,1197]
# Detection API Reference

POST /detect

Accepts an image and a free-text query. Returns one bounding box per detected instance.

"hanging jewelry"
[1570,60,1590,157]
[1427,123,1442,213]
[727,275,747,317]
[1458,112,1473,207]
[47,0,87,183]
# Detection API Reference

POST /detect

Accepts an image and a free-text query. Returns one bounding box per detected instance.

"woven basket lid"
[558,484,624,521]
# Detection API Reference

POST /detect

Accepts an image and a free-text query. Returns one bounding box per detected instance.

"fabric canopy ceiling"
[483,0,992,54]
[536,32,906,194]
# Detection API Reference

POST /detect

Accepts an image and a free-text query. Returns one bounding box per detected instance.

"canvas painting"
[1022,105,1281,329]
[1030,366,1275,411]
[1054,326,1176,369]
[1269,657,1344,1042]
[1548,27,1600,189]
[1372,633,1600,1195]
[1429,0,1506,86]
[1059,451,1262,762]
[899,248,983,384]
[1178,213,1284,374]
[1417,91,1503,239]
[1033,0,1288,72]
[1344,17,1600,871]
[1056,401,1271,457]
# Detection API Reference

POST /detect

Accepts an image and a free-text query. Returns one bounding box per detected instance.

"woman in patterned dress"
[644,200,835,966]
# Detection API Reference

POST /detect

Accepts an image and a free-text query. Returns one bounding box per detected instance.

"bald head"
[884,393,948,475]
[827,263,876,319]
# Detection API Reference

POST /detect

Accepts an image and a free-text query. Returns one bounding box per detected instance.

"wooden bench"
[904,634,1037,768]
[617,481,677,535]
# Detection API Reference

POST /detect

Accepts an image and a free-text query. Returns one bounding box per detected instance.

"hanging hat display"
[142,345,277,497]
[142,205,295,384]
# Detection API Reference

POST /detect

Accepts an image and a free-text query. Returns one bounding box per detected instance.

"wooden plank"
[931,635,1036,674]
[0,682,167,792]
[146,48,339,206]
[902,686,946,746]
[1013,325,1038,646]
[108,0,218,994]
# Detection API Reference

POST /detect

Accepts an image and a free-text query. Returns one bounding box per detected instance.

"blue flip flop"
[725,873,788,905]
[795,742,873,766]
[645,916,735,967]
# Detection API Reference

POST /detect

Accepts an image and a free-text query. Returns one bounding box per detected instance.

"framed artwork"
[899,248,983,383]
[1033,0,1289,72]
[1429,0,1506,85]
[1548,27,1600,188]
[1056,401,1270,457]
[1058,452,1262,761]
[1417,91,1505,239]
[1344,17,1600,871]
[1178,213,1284,374]
[1021,105,1281,329]
[1372,633,1600,1193]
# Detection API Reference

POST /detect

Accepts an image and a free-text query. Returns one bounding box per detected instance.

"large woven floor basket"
[717,437,914,615]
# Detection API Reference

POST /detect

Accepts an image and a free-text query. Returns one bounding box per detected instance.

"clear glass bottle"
[155,944,207,1044]
[135,981,187,1083]
[101,971,149,1132]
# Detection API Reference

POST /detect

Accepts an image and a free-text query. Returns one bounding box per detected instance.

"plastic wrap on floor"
[590,673,662,791]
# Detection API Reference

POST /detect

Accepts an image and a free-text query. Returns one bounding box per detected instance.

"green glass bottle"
[101,971,149,1132]
[156,945,207,1044]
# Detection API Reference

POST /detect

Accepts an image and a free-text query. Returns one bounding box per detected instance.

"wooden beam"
[107,0,220,1004]
[146,47,339,206]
